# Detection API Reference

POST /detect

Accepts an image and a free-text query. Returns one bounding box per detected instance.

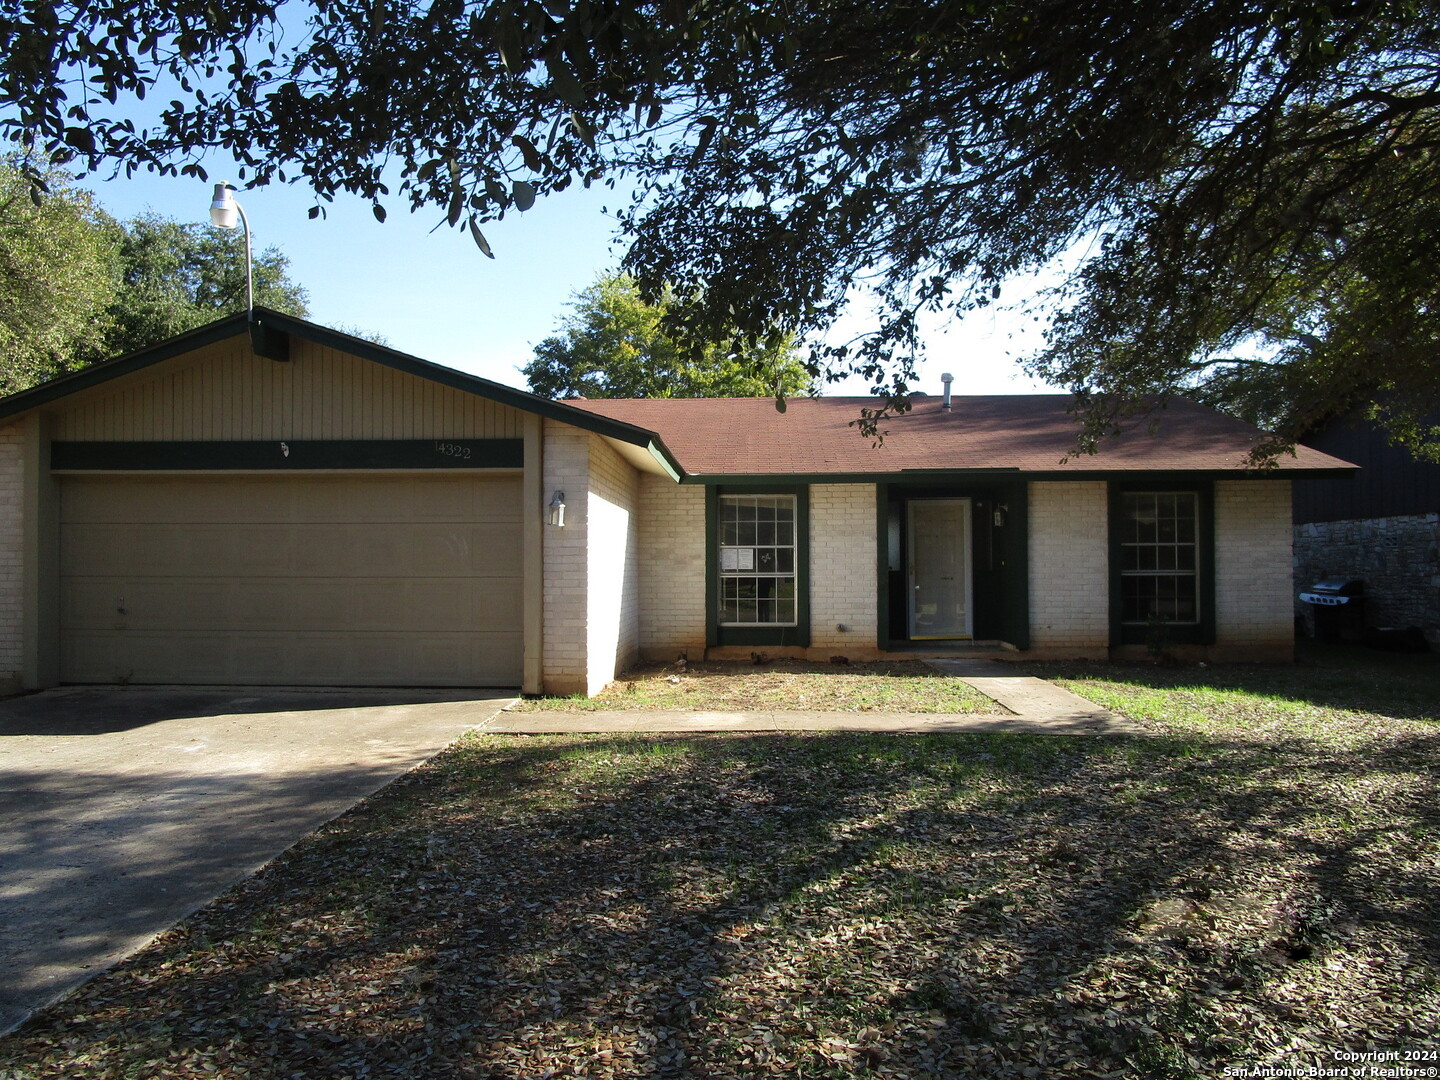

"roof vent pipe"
[940,372,954,410]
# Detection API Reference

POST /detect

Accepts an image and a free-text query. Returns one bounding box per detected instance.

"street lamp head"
[209,183,238,229]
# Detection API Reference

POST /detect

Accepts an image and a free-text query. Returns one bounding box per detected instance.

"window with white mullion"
[718,494,798,626]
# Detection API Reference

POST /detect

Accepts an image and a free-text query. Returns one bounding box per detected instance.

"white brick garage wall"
[541,422,642,696]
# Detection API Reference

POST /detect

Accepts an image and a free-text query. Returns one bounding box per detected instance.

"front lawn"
[511,658,997,714]
[1,646,1436,1079]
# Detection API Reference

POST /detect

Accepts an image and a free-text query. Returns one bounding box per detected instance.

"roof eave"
[680,465,1359,483]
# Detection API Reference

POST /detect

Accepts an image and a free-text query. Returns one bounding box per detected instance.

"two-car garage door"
[58,474,523,687]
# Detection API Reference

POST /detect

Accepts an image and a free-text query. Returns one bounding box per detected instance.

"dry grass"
[1,644,1436,1079]
[511,659,998,714]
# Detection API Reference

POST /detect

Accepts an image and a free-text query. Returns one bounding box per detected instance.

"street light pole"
[208,182,254,319]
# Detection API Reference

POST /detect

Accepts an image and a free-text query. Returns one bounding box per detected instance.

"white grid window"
[1119,491,1200,624]
[718,495,797,626]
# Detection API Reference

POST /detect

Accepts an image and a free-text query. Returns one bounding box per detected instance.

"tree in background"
[5,0,1440,455]
[0,158,118,394]
[105,213,309,357]
[523,273,812,400]
[0,160,312,394]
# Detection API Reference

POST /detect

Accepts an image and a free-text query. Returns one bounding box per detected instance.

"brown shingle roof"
[568,395,1356,477]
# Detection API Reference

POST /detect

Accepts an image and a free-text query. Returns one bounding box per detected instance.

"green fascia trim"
[685,471,1017,485]
[706,483,811,649]
[0,308,686,478]
[1033,468,1351,481]
[51,439,524,471]
[1108,480,1216,647]
[684,468,1346,485]
[646,440,682,482]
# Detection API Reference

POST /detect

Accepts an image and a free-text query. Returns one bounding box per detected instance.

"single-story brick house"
[0,309,1355,696]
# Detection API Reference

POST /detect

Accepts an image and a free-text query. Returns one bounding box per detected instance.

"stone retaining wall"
[1293,514,1440,640]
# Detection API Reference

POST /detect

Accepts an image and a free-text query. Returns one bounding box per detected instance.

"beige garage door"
[59,474,523,686]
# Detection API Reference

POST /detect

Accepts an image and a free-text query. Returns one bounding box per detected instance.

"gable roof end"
[0,308,682,479]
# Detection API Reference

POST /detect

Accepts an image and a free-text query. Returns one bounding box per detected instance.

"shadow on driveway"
[0,686,514,1034]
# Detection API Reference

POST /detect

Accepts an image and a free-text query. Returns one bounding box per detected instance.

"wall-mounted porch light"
[993,504,1008,527]
[549,491,567,527]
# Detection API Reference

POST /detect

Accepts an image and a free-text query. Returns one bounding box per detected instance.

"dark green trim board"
[1108,480,1216,647]
[1000,481,1031,649]
[876,485,892,651]
[248,318,290,362]
[50,440,524,471]
[706,484,811,649]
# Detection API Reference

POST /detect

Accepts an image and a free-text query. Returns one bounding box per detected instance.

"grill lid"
[1308,577,1364,596]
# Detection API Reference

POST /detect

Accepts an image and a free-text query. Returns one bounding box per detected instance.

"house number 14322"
[434,442,472,459]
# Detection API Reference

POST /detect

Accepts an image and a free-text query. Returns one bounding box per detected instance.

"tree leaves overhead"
[5,0,1440,453]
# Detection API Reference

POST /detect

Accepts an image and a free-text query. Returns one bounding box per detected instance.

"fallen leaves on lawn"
[2,725,1436,1080]
[511,660,998,714]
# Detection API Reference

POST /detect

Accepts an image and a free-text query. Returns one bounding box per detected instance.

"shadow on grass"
[2,728,1436,1079]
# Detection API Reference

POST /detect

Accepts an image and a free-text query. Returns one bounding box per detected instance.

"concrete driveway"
[0,685,514,1035]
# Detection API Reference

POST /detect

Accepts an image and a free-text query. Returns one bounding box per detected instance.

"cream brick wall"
[542,422,591,694]
[1215,479,1293,650]
[810,484,878,650]
[585,435,640,694]
[541,422,644,695]
[1028,481,1110,650]
[0,423,22,687]
[636,475,706,657]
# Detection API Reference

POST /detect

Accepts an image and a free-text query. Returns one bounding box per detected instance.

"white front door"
[907,499,973,640]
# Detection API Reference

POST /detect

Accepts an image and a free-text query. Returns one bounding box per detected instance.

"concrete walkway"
[483,660,1139,735]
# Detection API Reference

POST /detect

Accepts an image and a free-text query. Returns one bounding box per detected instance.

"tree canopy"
[5,0,1439,455]
[0,158,309,394]
[0,158,118,394]
[523,272,812,399]
[106,212,309,357]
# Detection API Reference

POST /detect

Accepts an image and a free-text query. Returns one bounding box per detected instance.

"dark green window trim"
[876,484,892,651]
[706,484,810,648]
[1109,481,1216,646]
[50,439,525,471]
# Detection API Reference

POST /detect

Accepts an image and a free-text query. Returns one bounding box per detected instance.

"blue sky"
[81,164,1061,398]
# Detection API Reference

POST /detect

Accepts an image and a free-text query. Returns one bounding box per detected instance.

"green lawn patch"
[2,645,1436,1079]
